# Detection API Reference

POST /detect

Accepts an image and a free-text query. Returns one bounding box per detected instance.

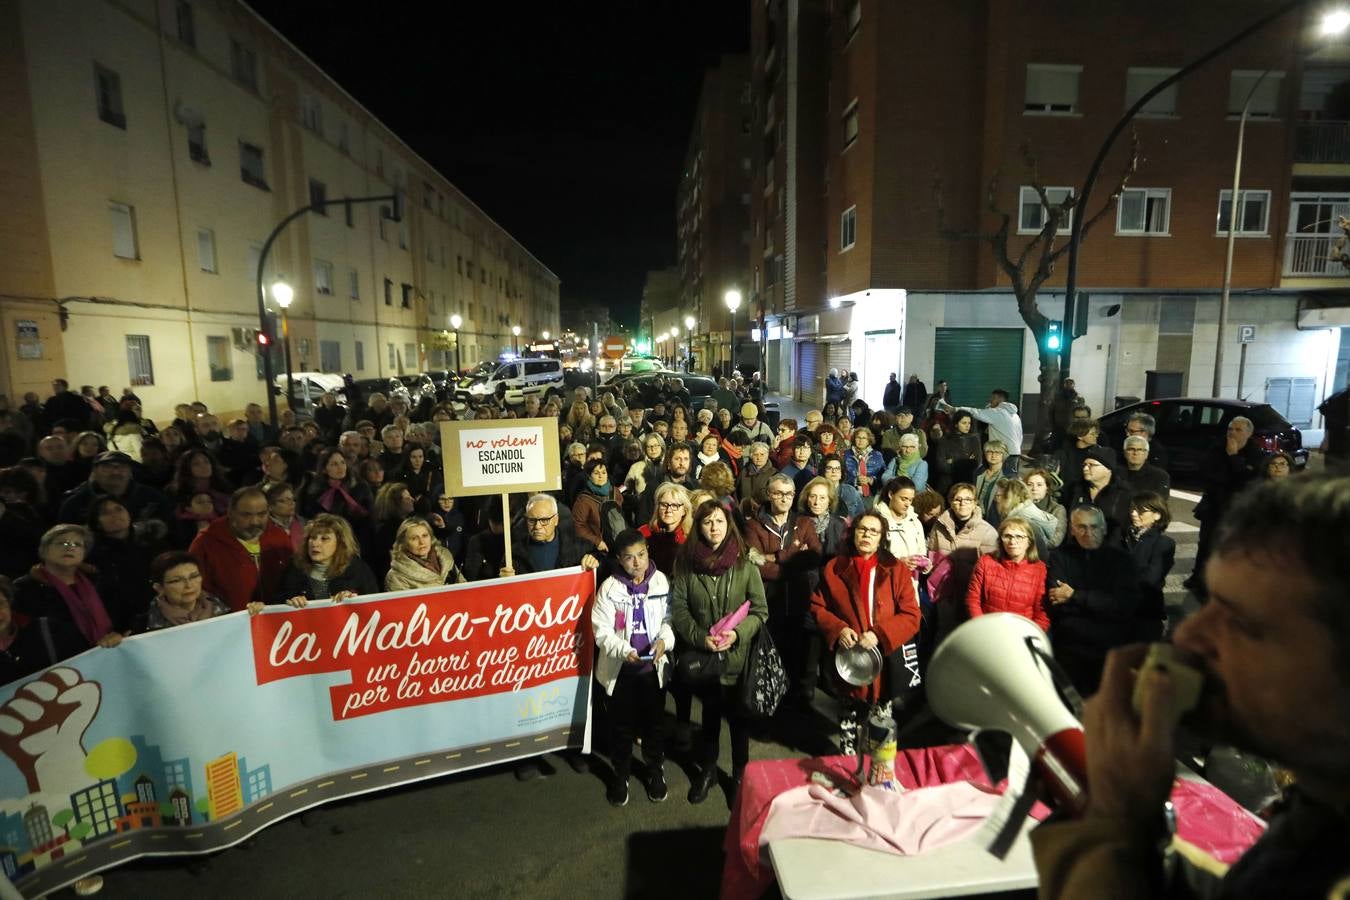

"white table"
[767,814,1039,900]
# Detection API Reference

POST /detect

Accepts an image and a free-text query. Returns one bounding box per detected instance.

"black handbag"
[738,627,789,717]
[674,647,726,686]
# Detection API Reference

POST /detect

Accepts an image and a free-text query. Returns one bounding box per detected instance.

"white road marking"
[1166,521,1199,534]
[1171,489,1202,503]
[290,788,309,797]
[317,780,335,788]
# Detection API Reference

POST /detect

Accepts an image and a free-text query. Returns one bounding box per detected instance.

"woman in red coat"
[963,516,1049,631]
[810,511,921,754]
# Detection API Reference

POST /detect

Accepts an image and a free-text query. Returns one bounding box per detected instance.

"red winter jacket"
[189,518,293,612]
[811,552,921,703]
[964,554,1050,631]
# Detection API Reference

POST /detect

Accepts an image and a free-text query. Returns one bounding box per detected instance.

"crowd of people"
[0,371,1310,813]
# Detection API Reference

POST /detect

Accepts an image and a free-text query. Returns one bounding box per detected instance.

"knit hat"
[1083,447,1115,468]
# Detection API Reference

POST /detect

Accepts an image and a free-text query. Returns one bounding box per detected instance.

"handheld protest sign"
[440,417,562,574]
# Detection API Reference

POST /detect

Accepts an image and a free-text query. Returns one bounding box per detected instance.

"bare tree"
[934,136,1139,449]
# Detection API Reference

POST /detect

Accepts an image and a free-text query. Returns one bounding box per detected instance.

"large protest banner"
[0,568,594,897]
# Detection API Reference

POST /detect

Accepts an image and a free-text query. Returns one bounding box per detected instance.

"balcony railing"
[1284,233,1350,276]
[1295,121,1350,163]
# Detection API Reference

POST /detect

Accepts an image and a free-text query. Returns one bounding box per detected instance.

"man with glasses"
[503,493,600,781]
[1121,411,1169,471]
[746,474,822,708]
[58,450,170,527]
[1119,435,1170,501]
[1045,505,1141,694]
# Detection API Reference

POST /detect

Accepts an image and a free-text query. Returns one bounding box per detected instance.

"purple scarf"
[44,567,113,644]
[320,479,367,516]
[691,537,741,576]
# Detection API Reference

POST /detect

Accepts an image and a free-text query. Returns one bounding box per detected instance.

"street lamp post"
[450,313,463,374]
[684,314,696,371]
[724,289,742,378]
[271,280,295,410]
[1059,0,1309,382]
[511,324,521,355]
[670,326,679,368]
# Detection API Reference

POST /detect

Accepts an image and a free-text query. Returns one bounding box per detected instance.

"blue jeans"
[1002,454,1022,477]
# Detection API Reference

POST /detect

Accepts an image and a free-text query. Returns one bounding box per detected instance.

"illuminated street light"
[511,324,521,354]
[271,279,295,407]
[449,313,463,373]
[1322,8,1350,36]
[724,289,742,375]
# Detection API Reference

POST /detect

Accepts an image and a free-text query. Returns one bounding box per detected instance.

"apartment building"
[748,0,1350,431]
[0,0,559,422]
[676,55,753,374]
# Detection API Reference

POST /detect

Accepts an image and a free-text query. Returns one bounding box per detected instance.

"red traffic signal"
[256,331,270,346]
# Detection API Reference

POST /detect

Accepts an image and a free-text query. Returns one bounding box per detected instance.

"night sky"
[248,2,750,327]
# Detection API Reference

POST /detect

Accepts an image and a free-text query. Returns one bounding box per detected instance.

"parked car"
[392,373,438,406]
[1098,398,1309,479]
[620,371,719,407]
[272,372,347,418]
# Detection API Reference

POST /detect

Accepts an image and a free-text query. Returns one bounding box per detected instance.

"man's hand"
[246,602,265,616]
[1048,582,1075,605]
[499,566,515,578]
[858,630,879,650]
[1225,434,1248,455]
[332,590,357,602]
[97,633,124,649]
[1083,644,1177,825]
[837,627,859,650]
[580,554,600,571]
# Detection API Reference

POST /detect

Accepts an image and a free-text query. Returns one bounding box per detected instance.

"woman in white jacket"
[592,529,675,808]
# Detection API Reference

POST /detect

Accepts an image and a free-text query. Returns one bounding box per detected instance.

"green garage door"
[934,328,1024,410]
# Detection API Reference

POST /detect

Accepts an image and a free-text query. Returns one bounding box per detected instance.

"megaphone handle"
[1035,727,1089,816]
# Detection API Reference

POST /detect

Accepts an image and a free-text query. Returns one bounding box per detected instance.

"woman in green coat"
[672,499,768,805]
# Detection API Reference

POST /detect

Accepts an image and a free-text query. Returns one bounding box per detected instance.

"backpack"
[600,499,628,548]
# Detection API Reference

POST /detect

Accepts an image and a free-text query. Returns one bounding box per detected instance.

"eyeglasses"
[1001,534,1031,542]
[855,526,883,537]
[657,502,685,511]
[56,540,85,549]
[951,496,976,505]
[163,572,204,587]
[525,515,557,527]
[768,490,794,499]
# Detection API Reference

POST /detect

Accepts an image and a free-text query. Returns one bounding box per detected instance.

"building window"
[846,0,861,39]
[1216,189,1271,235]
[1117,187,1172,235]
[842,99,859,149]
[401,283,412,308]
[126,335,155,385]
[1018,186,1074,233]
[1125,67,1180,117]
[1229,70,1284,118]
[404,342,417,369]
[196,227,217,272]
[354,340,364,371]
[388,342,397,368]
[309,178,327,213]
[348,267,360,299]
[457,255,464,274]
[314,259,334,295]
[187,123,209,164]
[398,220,408,251]
[840,205,857,251]
[300,94,322,134]
[230,39,258,91]
[1024,64,1081,115]
[207,335,232,381]
[383,278,393,306]
[319,340,341,372]
[239,142,267,190]
[337,121,350,153]
[109,202,138,259]
[176,1,196,48]
[94,64,126,129]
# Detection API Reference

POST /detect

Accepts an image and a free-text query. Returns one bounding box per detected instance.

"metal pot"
[834,645,883,686]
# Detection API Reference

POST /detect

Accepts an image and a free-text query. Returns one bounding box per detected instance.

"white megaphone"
[928,613,1088,815]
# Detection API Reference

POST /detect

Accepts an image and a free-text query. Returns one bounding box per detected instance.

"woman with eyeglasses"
[640,483,697,748]
[139,551,240,630]
[964,517,1049,630]
[671,500,768,804]
[927,483,999,616]
[13,524,126,666]
[810,512,921,753]
[820,456,865,521]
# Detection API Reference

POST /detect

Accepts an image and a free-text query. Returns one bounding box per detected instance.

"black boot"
[687,765,718,804]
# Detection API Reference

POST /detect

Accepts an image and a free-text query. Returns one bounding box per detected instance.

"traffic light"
[256,330,270,346]
[1044,320,1063,352]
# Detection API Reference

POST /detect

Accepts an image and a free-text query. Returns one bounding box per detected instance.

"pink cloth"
[1170,777,1267,865]
[710,600,750,637]
[759,780,1001,856]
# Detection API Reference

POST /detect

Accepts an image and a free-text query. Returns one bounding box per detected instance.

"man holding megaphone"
[1031,474,1350,898]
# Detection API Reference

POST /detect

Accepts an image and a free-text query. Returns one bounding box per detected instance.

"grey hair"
[643,433,666,452]
[748,441,771,457]
[40,523,94,557]
[1230,415,1254,431]
[1124,435,1150,451]
[525,493,557,516]
[566,441,586,457]
[1126,412,1156,436]
[599,415,617,427]
[381,424,403,439]
[983,439,1009,455]
[767,472,796,493]
[340,430,361,442]
[1068,504,1106,529]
